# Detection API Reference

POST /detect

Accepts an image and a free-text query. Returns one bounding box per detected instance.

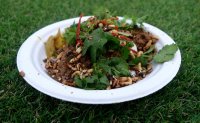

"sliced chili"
[120,43,126,47]
[118,35,132,41]
[129,48,137,54]
[100,20,108,25]
[76,13,83,46]
[111,32,118,37]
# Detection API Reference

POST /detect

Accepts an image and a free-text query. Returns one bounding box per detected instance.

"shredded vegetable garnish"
[44,11,178,90]
[76,13,83,47]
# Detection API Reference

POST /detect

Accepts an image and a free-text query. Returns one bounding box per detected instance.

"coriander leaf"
[90,46,97,63]
[129,45,155,66]
[74,73,109,90]
[94,8,113,19]
[115,64,130,76]
[129,55,148,66]
[82,39,91,55]
[82,28,108,63]
[95,57,131,77]
[135,15,147,27]
[118,15,147,29]
[99,74,109,85]
[104,32,120,45]
[63,22,77,45]
[109,57,127,65]
[126,42,134,47]
[143,45,155,55]
[95,59,112,75]
[117,15,129,26]
[104,32,121,51]
[81,21,95,33]
[154,44,178,63]
[74,76,83,87]
[111,67,120,76]
[120,46,130,60]
[85,76,96,84]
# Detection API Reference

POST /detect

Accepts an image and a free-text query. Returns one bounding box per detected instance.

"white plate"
[17,16,181,104]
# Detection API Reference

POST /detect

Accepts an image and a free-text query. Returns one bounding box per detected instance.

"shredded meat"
[131,28,158,51]
[44,46,92,86]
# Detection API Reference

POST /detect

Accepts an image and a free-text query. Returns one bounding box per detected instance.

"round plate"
[17,16,181,104]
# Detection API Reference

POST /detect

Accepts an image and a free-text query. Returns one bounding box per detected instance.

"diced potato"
[45,36,55,58]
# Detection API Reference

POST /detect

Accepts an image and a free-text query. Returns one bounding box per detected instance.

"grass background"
[0,0,200,122]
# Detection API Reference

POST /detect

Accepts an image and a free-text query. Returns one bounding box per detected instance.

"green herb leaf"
[118,15,147,29]
[95,60,112,75]
[94,8,113,19]
[135,15,147,27]
[82,28,108,63]
[63,22,77,45]
[95,57,130,76]
[120,46,130,60]
[81,21,95,33]
[104,32,120,45]
[129,55,148,66]
[154,44,178,63]
[74,73,109,90]
[143,45,155,55]
[85,75,97,84]
[99,75,109,85]
[115,63,130,76]
[74,76,83,87]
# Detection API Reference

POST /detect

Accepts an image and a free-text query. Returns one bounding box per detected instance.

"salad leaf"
[82,28,122,63]
[63,22,77,45]
[81,21,95,34]
[129,55,148,66]
[154,44,178,63]
[129,45,155,66]
[82,28,108,63]
[94,8,113,19]
[104,33,121,51]
[110,59,130,76]
[104,32,120,45]
[143,45,155,55]
[118,15,147,29]
[95,57,131,76]
[120,46,130,60]
[120,41,135,60]
[132,15,147,27]
[115,63,130,76]
[74,76,83,87]
[74,73,109,90]
[94,59,112,75]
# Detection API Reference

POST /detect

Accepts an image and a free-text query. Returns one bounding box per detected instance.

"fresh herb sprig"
[154,44,178,63]
[74,73,109,90]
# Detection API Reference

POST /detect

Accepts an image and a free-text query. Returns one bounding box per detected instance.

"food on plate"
[44,11,178,90]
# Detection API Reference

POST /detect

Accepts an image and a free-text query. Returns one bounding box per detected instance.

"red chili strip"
[120,43,126,47]
[118,35,132,41]
[100,20,108,25]
[110,17,119,20]
[111,32,118,37]
[129,48,137,54]
[114,26,118,30]
[76,13,83,46]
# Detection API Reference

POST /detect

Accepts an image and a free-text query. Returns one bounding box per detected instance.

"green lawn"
[0,0,200,122]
